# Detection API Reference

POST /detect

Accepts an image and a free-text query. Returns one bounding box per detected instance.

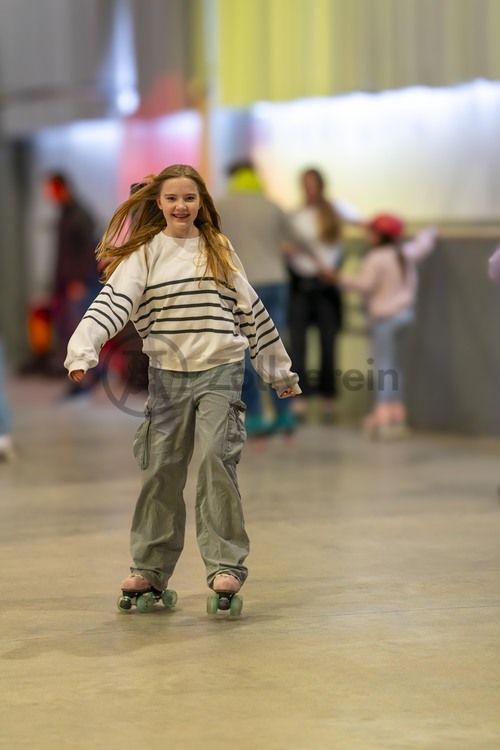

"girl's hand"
[69,370,85,383]
[281,241,299,257]
[279,388,298,398]
[318,268,339,285]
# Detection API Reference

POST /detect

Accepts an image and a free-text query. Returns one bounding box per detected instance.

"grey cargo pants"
[130,361,249,591]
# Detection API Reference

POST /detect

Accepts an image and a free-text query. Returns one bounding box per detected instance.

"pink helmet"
[367,214,405,240]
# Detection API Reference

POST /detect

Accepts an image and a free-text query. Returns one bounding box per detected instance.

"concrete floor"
[1,378,500,750]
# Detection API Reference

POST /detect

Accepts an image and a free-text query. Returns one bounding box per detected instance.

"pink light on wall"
[117,111,202,199]
[134,73,191,119]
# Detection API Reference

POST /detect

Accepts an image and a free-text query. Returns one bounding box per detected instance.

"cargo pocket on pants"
[132,405,152,470]
[223,400,247,464]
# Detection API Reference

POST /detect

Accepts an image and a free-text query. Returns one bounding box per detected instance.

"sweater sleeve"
[402,227,437,262]
[232,267,301,396]
[64,249,148,373]
[338,255,380,295]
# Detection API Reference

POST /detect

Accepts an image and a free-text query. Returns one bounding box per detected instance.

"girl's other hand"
[318,268,339,285]
[279,388,298,398]
[69,370,85,383]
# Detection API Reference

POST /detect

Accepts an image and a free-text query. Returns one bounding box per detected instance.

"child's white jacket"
[64,232,301,396]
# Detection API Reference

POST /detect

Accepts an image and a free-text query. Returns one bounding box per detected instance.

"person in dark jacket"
[44,172,100,396]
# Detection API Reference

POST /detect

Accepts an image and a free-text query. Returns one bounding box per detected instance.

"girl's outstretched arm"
[232,261,301,398]
[402,227,438,262]
[64,249,148,376]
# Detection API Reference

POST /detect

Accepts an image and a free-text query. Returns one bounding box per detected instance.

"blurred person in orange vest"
[217,161,297,437]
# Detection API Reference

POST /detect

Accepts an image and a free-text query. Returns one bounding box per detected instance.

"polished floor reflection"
[1,378,500,749]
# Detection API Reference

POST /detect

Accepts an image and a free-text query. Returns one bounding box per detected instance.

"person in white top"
[288,168,361,422]
[338,214,437,437]
[65,164,300,615]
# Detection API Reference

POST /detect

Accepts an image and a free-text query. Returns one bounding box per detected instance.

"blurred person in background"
[337,215,437,438]
[217,161,297,437]
[0,337,14,461]
[488,245,500,283]
[288,167,361,423]
[44,171,101,398]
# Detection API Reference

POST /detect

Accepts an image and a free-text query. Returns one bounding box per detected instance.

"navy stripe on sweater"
[137,288,237,313]
[82,315,112,338]
[136,314,235,336]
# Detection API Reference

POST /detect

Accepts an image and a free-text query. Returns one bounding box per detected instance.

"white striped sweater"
[64,232,301,395]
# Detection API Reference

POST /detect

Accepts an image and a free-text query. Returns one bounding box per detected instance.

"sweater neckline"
[157,232,202,257]
[161,232,200,244]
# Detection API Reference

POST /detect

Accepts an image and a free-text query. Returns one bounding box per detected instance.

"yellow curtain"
[217,0,333,103]
[213,0,500,106]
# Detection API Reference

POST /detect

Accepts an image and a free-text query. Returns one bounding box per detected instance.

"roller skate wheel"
[117,595,133,612]
[136,592,156,613]
[218,595,231,611]
[161,589,177,609]
[229,594,243,617]
[207,593,219,615]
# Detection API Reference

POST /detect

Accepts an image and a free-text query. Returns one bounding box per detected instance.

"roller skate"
[207,573,243,617]
[117,574,177,613]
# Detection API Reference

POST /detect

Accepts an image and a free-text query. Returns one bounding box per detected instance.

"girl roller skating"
[64,164,300,616]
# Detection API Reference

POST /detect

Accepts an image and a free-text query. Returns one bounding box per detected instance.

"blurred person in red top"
[44,172,100,396]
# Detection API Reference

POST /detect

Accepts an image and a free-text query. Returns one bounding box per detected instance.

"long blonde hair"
[96,164,236,285]
[302,168,343,244]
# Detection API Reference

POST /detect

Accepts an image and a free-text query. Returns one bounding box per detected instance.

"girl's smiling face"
[157,177,201,238]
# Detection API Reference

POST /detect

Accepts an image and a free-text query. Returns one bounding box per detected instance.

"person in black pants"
[288,168,359,422]
[288,268,342,411]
